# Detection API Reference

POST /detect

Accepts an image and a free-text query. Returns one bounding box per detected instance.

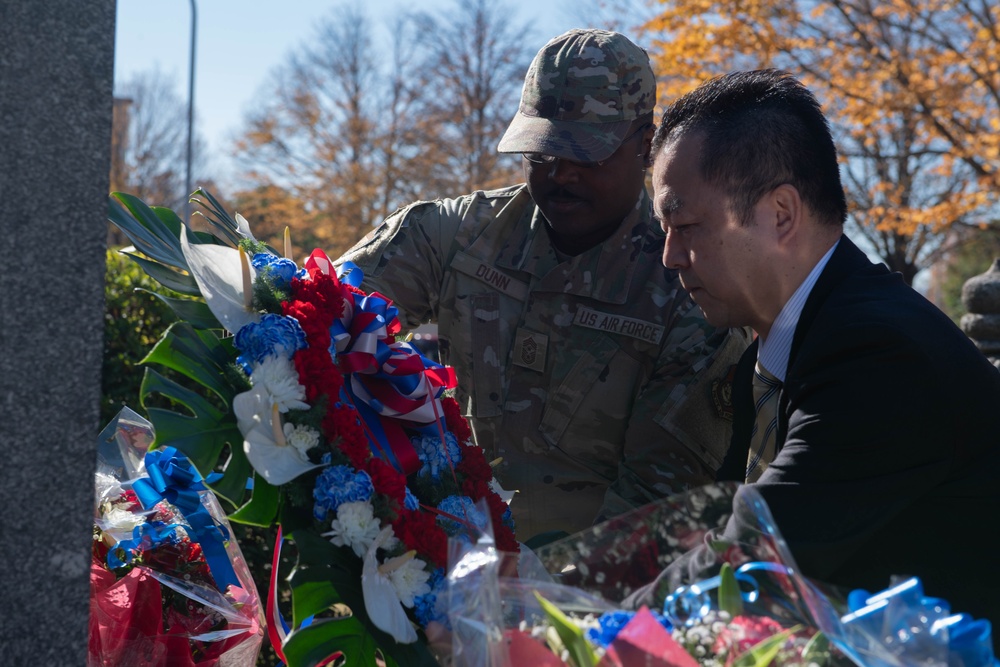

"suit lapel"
[787,235,880,367]
[727,236,883,474]
[777,235,886,448]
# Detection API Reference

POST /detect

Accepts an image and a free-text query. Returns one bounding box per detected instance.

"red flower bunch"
[277,253,517,573]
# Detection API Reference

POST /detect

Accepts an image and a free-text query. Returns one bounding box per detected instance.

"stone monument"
[0,1,115,663]
[961,259,1000,370]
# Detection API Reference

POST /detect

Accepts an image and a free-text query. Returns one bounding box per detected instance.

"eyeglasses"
[522,123,652,169]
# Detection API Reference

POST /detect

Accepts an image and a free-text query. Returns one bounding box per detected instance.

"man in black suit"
[642,69,1000,630]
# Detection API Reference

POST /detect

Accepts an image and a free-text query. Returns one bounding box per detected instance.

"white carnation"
[250,355,309,412]
[283,423,320,460]
[323,501,382,557]
[388,557,431,608]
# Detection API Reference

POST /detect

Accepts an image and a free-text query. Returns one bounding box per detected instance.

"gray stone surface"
[962,259,1000,368]
[0,2,116,663]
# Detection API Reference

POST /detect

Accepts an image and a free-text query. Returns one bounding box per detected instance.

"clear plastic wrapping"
[88,408,265,667]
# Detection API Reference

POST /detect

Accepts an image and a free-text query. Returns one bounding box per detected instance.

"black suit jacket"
[716,236,1000,628]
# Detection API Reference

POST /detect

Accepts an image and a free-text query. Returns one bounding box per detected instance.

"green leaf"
[287,532,360,627]
[110,193,187,268]
[282,616,377,667]
[190,188,244,246]
[284,530,437,667]
[121,249,200,296]
[730,625,801,667]
[190,188,282,254]
[139,288,221,329]
[534,592,599,667]
[801,631,830,662]
[228,473,280,526]
[150,203,184,240]
[139,367,247,506]
[140,322,236,404]
[718,562,745,617]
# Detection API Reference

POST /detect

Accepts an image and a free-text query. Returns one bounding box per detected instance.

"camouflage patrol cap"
[497,29,656,163]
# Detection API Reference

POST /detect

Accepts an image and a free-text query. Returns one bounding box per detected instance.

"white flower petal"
[233,387,322,485]
[362,527,418,644]
[250,356,309,412]
[180,226,260,334]
[489,477,517,505]
[388,557,430,608]
[234,213,258,241]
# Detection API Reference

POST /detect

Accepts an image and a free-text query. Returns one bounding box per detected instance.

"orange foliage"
[643,0,999,280]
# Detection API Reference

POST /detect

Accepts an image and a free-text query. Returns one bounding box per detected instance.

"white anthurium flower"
[489,477,517,505]
[232,386,322,485]
[180,225,260,335]
[361,526,418,644]
[234,213,258,241]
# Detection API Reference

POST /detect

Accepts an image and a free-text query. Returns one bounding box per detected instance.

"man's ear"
[771,183,802,246]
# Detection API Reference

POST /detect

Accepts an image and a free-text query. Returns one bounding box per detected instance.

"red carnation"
[441,397,473,444]
[461,476,490,501]
[326,406,370,468]
[485,493,519,554]
[456,443,493,483]
[392,510,449,568]
[365,457,406,505]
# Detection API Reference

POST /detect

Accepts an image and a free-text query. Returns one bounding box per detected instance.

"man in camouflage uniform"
[337,29,749,541]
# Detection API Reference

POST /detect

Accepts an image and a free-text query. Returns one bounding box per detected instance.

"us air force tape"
[573,306,664,345]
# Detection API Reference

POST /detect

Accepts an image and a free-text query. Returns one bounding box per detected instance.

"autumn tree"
[642,0,1000,284]
[410,0,532,192]
[111,68,209,211]
[230,184,320,253]
[232,1,533,255]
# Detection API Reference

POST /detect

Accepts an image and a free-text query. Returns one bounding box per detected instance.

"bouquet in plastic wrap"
[107,191,516,666]
[89,407,264,666]
[446,483,998,667]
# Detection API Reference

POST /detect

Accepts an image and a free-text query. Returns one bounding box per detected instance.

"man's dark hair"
[652,69,848,226]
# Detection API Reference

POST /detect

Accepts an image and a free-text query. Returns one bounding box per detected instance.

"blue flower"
[251,253,298,288]
[587,609,673,647]
[403,486,420,511]
[436,495,488,539]
[313,465,374,521]
[411,432,462,479]
[234,313,307,370]
[414,567,450,629]
[501,506,514,531]
[588,611,635,647]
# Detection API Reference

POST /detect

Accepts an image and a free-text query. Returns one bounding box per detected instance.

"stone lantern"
[961,259,1000,369]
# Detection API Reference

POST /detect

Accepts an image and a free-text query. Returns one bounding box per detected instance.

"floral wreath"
[110,190,517,667]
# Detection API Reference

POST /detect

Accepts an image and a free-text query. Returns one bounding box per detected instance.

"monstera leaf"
[138,322,250,507]
[285,531,438,667]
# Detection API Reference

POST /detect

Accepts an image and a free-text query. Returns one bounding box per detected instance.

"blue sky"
[114,0,597,187]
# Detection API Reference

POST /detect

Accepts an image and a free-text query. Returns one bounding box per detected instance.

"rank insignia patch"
[513,328,547,372]
[712,363,737,421]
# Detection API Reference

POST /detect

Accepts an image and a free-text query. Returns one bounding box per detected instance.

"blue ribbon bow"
[844,577,997,667]
[125,447,240,592]
[107,521,180,570]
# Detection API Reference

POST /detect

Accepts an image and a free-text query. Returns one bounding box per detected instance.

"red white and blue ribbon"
[326,262,458,475]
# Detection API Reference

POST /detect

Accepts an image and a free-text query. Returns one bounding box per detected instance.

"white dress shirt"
[758,240,839,381]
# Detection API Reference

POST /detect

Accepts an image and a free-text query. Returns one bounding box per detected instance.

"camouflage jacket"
[337,184,750,539]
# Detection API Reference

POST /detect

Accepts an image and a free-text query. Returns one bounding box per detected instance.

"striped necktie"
[746,361,781,482]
